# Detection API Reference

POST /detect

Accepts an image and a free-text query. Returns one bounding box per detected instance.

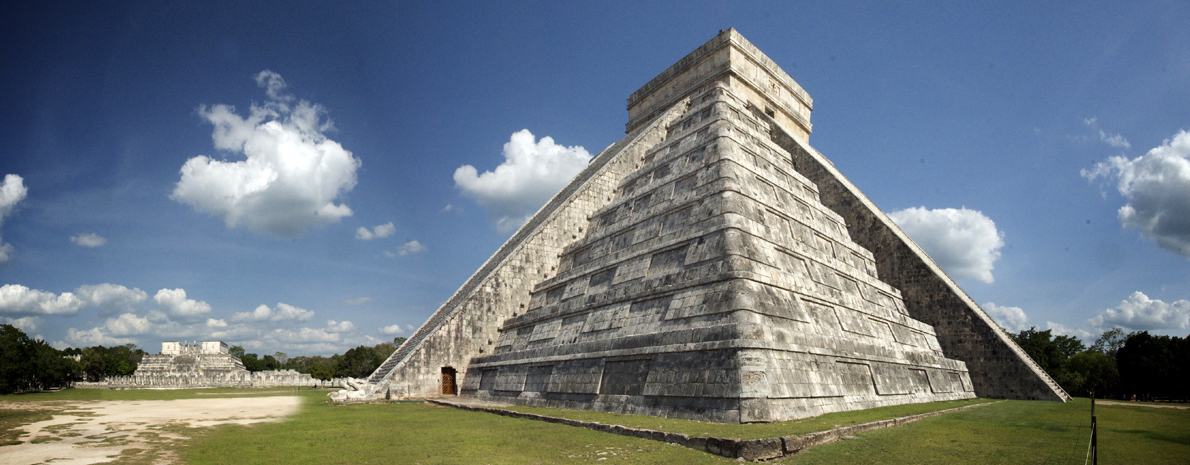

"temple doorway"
[441,366,457,396]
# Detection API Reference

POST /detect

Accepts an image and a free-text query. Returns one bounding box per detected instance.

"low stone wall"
[72,381,111,389]
[430,398,995,461]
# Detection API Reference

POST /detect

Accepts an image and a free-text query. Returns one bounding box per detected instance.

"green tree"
[241,353,263,372]
[76,344,143,381]
[373,342,397,361]
[260,354,280,371]
[336,345,383,378]
[393,337,407,347]
[284,355,337,380]
[228,345,246,358]
[308,363,334,381]
[1013,327,1084,372]
[1117,331,1177,398]
[81,348,107,382]
[1067,350,1119,397]
[0,324,83,392]
[1012,327,1087,394]
[0,324,33,393]
[1091,328,1129,359]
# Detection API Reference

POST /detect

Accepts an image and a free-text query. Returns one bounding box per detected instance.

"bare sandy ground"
[0,396,302,465]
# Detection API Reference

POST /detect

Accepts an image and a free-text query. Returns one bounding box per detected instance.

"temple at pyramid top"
[626,28,812,141]
[354,29,1068,422]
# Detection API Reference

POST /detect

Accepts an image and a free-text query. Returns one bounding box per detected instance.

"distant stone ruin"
[356,29,1068,422]
[78,340,339,389]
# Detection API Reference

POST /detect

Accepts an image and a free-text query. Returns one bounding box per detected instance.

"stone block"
[739,437,784,461]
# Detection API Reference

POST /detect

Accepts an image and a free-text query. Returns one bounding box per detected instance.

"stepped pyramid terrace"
[348,29,1068,422]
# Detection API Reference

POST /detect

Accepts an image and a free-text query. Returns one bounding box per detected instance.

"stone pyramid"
[363,29,1068,422]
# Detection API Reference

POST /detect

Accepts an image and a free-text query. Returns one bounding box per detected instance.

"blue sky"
[1,1,1187,355]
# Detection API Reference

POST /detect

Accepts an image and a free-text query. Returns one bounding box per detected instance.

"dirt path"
[0,396,302,465]
[1097,401,1190,410]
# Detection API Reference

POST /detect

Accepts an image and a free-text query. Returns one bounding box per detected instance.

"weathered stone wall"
[98,369,337,389]
[371,101,692,398]
[764,115,1067,401]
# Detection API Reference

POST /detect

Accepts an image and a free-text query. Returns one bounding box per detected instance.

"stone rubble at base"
[347,29,1068,422]
[328,377,387,402]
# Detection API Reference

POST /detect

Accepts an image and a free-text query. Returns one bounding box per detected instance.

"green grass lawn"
[499,398,989,440]
[178,396,1188,464]
[779,398,1190,464]
[4,389,1187,464]
[180,400,735,464]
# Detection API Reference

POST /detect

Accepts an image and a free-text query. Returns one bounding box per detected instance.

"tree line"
[1,323,408,394]
[1,324,148,393]
[230,337,405,381]
[1012,327,1190,400]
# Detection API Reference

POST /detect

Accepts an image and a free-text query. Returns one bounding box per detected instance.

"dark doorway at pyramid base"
[461,346,974,423]
[441,366,457,396]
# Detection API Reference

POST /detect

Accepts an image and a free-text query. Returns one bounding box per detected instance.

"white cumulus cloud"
[380,324,415,336]
[231,302,314,323]
[888,207,1005,283]
[1045,321,1094,341]
[267,327,341,344]
[454,129,591,233]
[153,288,212,320]
[0,174,25,219]
[207,324,261,342]
[2,316,42,333]
[0,174,28,264]
[325,320,355,333]
[74,283,147,315]
[1082,129,1190,258]
[983,302,1029,332]
[1083,117,1131,149]
[397,240,426,256]
[256,70,291,101]
[1088,291,1190,332]
[104,313,153,337]
[70,233,106,247]
[356,222,395,240]
[171,70,360,238]
[0,284,85,315]
[65,327,135,347]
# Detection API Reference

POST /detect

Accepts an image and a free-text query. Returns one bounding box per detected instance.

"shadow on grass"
[499,398,989,440]
[778,398,1190,465]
